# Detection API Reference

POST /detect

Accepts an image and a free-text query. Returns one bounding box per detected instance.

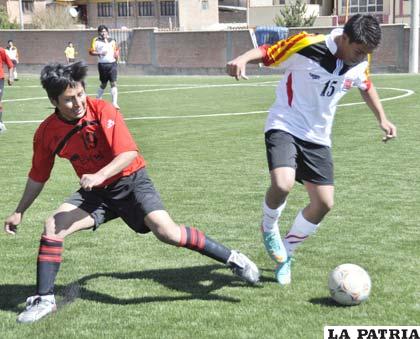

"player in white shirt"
[6,40,19,80]
[89,25,120,109]
[226,14,397,285]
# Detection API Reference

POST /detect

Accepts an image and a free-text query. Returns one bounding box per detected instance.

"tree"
[274,0,317,28]
[31,6,79,29]
[0,6,19,29]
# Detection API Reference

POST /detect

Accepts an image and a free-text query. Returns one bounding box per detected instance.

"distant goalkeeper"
[4,61,260,324]
[226,14,396,286]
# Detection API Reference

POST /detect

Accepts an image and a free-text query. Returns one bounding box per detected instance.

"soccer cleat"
[0,122,6,133]
[17,295,57,323]
[261,227,287,264]
[227,250,260,284]
[275,256,293,285]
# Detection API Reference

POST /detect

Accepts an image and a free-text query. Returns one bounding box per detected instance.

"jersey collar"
[325,28,343,56]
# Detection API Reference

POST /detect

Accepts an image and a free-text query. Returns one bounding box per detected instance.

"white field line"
[3,81,278,102]
[4,85,414,124]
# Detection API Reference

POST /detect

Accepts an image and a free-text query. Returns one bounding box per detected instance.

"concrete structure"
[3,0,47,26]
[178,0,219,30]
[0,24,414,75]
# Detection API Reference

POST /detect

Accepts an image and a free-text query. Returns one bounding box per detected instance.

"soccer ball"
[328,263,371,306]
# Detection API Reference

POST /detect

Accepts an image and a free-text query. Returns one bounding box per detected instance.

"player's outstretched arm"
[226,47,265,81]
[4,178,45,235]
[359,84,397,142]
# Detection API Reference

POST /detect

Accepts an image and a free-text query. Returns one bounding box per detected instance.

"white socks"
[111,87,118,106]
[284,210,319,256]
[96,87,105,99]
[262,200,286,233]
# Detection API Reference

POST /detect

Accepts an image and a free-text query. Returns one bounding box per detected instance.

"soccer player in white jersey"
[226,14,397,285]
[89,25,120,109]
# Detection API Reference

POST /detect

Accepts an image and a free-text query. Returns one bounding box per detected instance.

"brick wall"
[0,24,415,75]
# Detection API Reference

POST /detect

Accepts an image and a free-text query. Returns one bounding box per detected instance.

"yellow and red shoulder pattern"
[260,32,325,67]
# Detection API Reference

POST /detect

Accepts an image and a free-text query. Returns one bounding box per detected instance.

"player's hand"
[79,173,106,191]
[226,57,249,81]
[4,212,22,235]
[380,119,397,143]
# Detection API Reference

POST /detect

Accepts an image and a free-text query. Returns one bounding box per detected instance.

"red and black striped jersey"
[29,97,145,186]
[260,29,371,147]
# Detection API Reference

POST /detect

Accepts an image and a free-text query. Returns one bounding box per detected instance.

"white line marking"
[3,85,414,124]
[2,82,277,103]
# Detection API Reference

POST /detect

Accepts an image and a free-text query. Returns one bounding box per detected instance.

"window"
[139,1,154,16]
[98,3,113,17]
[202,0,209,10]
[118,2,133,16]
[160,1,175,16]
[343,0,383,14]
[22,0,34,13]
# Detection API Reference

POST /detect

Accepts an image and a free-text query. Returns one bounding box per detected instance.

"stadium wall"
[0,24,412,75]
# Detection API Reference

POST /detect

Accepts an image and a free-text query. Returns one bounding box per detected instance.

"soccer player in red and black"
[4,61,260,324]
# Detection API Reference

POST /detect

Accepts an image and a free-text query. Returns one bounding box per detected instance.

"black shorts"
[265,129,334,185]
[98,62,118,84]
[65,168,164,233]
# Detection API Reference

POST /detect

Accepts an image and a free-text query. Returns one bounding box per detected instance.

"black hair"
[40,61,88,102]
[7,40,13,44]
[344,14,381,49]
[98,25,109,33]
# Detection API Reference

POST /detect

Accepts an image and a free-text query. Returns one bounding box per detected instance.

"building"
[3,0,47,26]
[2,0,417,30]
[71,0,218,29]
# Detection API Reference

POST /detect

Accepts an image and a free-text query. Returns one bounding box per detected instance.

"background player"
[89,25,120,109]
[5,40,19,81]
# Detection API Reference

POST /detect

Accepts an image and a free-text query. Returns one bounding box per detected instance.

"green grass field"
[0,73,419,338]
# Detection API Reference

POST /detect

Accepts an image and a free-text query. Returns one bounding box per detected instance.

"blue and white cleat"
[275,256,292,285]
[261,227,288,264]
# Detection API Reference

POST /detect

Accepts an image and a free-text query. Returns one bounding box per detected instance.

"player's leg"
[262,130,297,277]
[279,141,334,284]
[13,60,18,80]
[17,193,102,324]
[0,80,6,133]
[96,63,107,99]
[109,62,119,109]
[262,167,294,262]
[117,168,260,284]
[145,210,260,284]
[284,182,334,255]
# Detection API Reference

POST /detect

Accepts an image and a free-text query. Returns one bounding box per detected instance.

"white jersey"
[90,36,118,63]
[262,29,371,147]
[5,46,18,61]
